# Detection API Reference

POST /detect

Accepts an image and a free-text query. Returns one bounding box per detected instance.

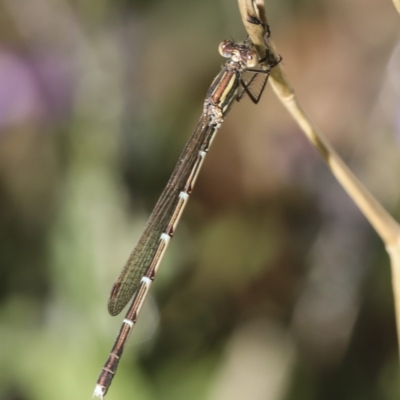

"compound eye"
[243,50,258,68]
[218,40,235,58]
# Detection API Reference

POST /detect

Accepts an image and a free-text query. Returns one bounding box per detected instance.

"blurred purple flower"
[0,48,73,129]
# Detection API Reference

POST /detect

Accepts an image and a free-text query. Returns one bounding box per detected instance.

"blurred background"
[0,0,399,399]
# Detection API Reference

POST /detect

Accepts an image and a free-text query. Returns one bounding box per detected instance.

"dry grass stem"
[388,241,400,356]
[238,0,268,59]
[238,0,400,356]
[393,0,400,14]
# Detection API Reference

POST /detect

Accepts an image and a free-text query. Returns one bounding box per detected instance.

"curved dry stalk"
[387,240,400,347]
[237,0,268,60]
[393,0,400,14]
[237,0,400,355]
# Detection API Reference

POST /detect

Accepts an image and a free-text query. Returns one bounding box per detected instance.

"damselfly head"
[218,40,258,68]
[218,40,236,58]
[240,48,258,68]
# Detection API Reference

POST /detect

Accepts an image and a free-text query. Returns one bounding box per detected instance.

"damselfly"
[94,35,275,399]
